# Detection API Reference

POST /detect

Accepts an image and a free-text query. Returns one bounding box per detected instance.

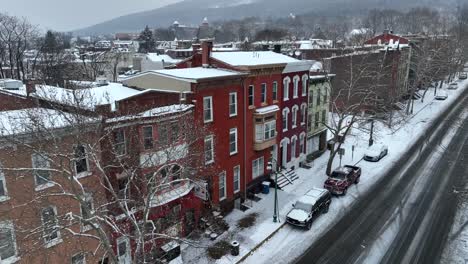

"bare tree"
[0,91,210,263]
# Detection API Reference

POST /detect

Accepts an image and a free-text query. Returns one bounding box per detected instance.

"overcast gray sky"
[2,0,181,31]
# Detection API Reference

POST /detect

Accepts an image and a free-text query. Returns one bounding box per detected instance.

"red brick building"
[364,31,410,46]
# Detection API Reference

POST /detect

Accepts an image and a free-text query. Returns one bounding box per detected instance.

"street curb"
[235,222,287,264]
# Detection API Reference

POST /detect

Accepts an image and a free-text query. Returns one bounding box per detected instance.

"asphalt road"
[296,93,468,264]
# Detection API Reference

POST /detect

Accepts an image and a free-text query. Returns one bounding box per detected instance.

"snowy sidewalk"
[180,79,468,264]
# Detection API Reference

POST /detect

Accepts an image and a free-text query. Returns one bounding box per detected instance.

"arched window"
[293,76,300,98]
[283,77,291,101]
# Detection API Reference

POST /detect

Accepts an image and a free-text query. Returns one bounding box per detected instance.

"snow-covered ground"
[180,79,468,264]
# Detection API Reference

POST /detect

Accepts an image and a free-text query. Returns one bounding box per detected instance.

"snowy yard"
[179,79,468,264]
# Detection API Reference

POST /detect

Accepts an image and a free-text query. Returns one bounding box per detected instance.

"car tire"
[342,188,347,196]
[355,177,360,184]
[323,205,329,214]
[306,221,312,230]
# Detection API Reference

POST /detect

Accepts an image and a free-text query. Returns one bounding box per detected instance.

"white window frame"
[113,130,127,157]
[203,96,213,123]
[302,75,308,97]
[282,108,289,132]
[300,134,305,154]
[301,104,307,126]
[204,135,214,165]
[0,165,9,202]
[264,121,276,140]
[32,153,53,191]
[0,220,19,263]
[252,157,264,178]
[41,205,62,248]
[142,126,154,150]
[292,106,298,128]
[229,92,237,117]
[80,193,94,232]
[116,236,131,264]
[233,166,240,193]
[248,85,254,106]
[283,77,290,101]
[272,81,278,101]
[291,138,297,159]
[261,83,267,103]
[293,76,299,98]
[74,144,90,178]
[229,128,238,155]
[71,252,86,264]
[219,171,226,201]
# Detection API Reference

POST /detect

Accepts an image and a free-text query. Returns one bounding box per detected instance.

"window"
[272,82,278,101]
[229,92,237,117]
[292,107,298,128]
[291,138,297,159]
[41,206,60,243]
[301,105,306,125]
[293,76,299,98]
[282,109,289,132]
[315,112,320,128]
[74,145,89,175]
[80,193,94,222]
[219,171,226,201]
[204,136,214,164]
[113,130,126,156]
[248,85,254,106]
[300,134,305,154]
[0,221,17,262]
[324,86,328,103]
[308,114,313,132]
[32,153,51,186]
[252,157,264,178]
[229,128,238,155]
[283,78,290,101]
[322,110,327,125]
[71,253,85,264]
[261,83,267,103]
[302,75,308,96]
[158,125,168,145]
[0,166,8,200]
[255,124,263,142]
[143,126,153,150]
[233,166,240,193]
[309,89,314,107]
[117,176,130,199]
[203,96,213,123]
[264,121,276,140]
[170,122,179,142]
[316,87,321,106]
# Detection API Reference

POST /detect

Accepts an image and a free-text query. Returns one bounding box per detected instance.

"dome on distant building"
[202,17,209,26]
[173,21,180,26]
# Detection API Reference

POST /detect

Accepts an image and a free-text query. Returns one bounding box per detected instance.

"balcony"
[253,105,279,151]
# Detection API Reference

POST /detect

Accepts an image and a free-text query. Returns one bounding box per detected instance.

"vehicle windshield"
[330,171,346,179]
[294,201,312,212]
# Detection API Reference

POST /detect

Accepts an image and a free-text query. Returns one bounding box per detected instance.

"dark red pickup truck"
[323,165,361,195]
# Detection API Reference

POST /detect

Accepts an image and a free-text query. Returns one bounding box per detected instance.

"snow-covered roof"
[211,51,299,67]
[149,68,245,82]
[106,104,194,123]
[297,187,328,205]
[146,53,181,64]
[0,108,96,136]
[255,105,280,115]
[32,83,141,110]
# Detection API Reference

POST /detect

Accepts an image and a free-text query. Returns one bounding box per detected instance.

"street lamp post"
[268,158,280,223]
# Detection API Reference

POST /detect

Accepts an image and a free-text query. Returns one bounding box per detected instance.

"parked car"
[435,91,448,100]
[363,144,388,162]
[323,165,361,195]
[286,188,332,230]
[448,82,458,90]
[459,72,467,79]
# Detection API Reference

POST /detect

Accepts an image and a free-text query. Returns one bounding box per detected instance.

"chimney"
[201,40,213,67]
[192,43,201,56]
[26,79,37,96]
[383,29,389,35]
